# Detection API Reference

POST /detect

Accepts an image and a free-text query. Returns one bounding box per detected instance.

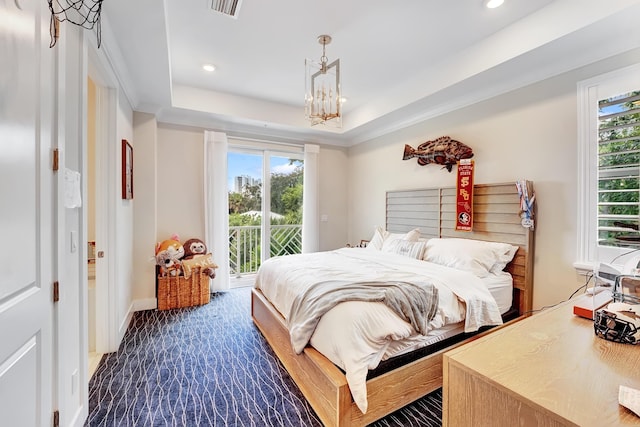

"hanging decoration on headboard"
[48,0,104,48]
[455,159,474,231]
[516,180,535,230]
[402,136,474,172]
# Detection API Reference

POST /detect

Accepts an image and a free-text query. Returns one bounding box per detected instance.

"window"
[577,64,640,271]
[598,92,640,244]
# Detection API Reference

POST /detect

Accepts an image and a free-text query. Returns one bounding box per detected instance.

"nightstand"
[443,296,640,426]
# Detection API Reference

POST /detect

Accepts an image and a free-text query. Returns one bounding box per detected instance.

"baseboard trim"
[132,297,158,312]
[118,303,134,345]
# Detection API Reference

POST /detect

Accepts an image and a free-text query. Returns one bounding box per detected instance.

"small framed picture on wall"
[122,139,133,200]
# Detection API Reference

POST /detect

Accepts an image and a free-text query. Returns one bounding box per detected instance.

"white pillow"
[423,238,518,278]
[380,228,421,252]
[366,227,420,250]
[367,226,388,250]
[384,239,427,259]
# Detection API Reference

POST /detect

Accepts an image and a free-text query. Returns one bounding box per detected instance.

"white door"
[0,0,55,425]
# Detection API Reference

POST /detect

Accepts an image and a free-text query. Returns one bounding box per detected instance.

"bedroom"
[2,0,640,426]
[124,0,640,312]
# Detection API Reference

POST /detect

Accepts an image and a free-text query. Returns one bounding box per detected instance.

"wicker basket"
[157,268,211,310]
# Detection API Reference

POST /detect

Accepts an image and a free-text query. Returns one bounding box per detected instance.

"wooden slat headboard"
[386,182,535,316]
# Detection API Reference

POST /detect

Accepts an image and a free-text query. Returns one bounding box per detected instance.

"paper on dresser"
[619,385,640,417]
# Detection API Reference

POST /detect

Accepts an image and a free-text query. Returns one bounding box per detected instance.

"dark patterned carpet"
[86,287,442,426]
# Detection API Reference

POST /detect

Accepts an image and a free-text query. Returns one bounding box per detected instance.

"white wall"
[349,49,640,310]
[132,112,158,304]
[318,146,350,249]
[156,124,207,241]
[115,94,135,339]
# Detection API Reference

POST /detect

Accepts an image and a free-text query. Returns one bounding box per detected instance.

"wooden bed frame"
[251,182,535,426]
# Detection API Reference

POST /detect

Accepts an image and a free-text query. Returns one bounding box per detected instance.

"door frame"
[227,144,304,266]
[87,43,118,354]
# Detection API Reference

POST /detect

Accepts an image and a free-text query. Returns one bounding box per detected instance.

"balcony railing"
[229,224,302,276]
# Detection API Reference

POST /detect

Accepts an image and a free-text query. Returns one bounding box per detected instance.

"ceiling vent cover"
[211,0,242,18]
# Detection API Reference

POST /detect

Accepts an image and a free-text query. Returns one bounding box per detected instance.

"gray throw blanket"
[287,280,439,354]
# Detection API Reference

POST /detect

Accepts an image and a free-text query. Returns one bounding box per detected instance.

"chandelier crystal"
[305,35,342,127]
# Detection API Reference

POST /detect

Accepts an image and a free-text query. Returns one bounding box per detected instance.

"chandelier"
[305,35,342,127]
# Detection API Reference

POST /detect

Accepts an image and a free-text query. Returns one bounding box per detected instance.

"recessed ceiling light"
[203,64,216,72]
[485,0,504,8]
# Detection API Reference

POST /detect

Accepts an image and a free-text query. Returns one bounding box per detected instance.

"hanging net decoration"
[48,0,104,48]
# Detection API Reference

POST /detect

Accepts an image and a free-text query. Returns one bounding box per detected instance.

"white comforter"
[254,247,503,413]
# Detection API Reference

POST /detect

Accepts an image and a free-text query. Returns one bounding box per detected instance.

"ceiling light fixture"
[203,64,216,72]
[305,34,342,127]
[484,0,504,8]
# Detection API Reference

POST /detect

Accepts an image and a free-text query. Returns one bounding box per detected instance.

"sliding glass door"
[228,151,262,276]
[227,149,303,276]
[267,154,304,258]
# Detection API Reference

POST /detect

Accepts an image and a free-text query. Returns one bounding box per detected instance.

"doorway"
[227,148,304,281]
[86,53,119,375]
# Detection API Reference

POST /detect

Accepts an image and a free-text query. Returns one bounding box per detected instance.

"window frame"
[577,63,640,273]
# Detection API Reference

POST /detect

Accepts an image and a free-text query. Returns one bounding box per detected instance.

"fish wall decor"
[402,136,474,172]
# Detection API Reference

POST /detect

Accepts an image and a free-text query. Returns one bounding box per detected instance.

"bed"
[251,182,535,426]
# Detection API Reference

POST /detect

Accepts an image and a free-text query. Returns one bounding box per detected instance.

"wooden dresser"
[443,295,640,426]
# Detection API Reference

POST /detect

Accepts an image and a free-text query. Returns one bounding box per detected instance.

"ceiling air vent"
[211,0,242,18]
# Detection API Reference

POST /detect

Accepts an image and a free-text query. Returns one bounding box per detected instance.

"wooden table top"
[445,294,640,426]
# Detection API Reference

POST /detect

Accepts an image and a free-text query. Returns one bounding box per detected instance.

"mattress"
[254,247,506,413]
[375,271,512,360]
[483,271,514,315]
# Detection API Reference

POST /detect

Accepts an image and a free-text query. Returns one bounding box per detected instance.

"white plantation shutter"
[577,64,640,269]
[597,92,640,247]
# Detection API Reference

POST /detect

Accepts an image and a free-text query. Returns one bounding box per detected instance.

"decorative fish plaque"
[402,136,474,172]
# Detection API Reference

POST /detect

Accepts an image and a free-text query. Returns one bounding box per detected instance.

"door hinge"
[53,281,59,303]
[53,410,59,427]
[52,149,59,172]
